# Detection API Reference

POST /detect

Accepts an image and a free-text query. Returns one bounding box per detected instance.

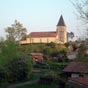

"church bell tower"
[56,15,67,43]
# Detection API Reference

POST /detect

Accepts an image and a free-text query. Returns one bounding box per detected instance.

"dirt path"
[8,79,39,88]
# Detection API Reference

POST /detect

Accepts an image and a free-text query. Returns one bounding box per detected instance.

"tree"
[0,41,17,63]
[70,0,88,39]
[64,43,70,48]
[7,55,33,82]
[70,0,88,22]
[67,32,74,41]
[5,20,27,41]
[75,44,88,62]
[46,42,56,48]
[0,40,33,85]
[43,46,53,56]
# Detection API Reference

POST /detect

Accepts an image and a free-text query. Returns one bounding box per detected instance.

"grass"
[16,83,58,88]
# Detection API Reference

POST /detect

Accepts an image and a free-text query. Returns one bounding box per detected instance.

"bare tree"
[70,0,88,40]
[67,32,74,41]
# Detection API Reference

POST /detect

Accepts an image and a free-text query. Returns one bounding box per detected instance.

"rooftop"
[30,53,43,56]
[63,62,88,73]
[57,15,66,26]
[69,77,88,86]
[28,31,56,38]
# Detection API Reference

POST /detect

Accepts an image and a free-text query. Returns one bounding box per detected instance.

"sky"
[0,0,78,39]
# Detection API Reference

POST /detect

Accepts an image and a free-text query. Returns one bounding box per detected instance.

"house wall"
[20,37,56,44]
[71,74,79,78]
[20,27,67,44]
[19,40,27,44]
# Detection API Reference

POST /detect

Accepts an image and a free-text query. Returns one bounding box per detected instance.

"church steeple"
[57,15,66,26]
[56,15,67,43]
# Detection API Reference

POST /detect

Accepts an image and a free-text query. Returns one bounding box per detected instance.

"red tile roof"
[69,77,88,86]
[30,53,43,56]
[63,62,88,73]
[28,31,56,38]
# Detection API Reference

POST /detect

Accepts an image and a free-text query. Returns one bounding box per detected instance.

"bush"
[0,56,32,84]
[48,62,68,70]
[46,42,56,48]
[6,55,32,82]
[43,46,53,56]
[0,43,33,85]
[33,62,49,69]
[39,75,53,85]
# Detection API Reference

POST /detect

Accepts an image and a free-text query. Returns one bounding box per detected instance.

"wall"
[20,37,56,44]
[57,26,67,43]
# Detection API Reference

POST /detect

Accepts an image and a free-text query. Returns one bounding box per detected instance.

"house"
[67,52,77,60]
[20,15,67,44]
[30,53,44,63]
[63,62,88,88]
[68,77,88,88]
[63,62,88,78]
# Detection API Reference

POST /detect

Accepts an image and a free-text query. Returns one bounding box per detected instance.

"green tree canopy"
[5,20,27,41]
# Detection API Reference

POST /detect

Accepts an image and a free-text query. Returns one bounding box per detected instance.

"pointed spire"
[57,15,66,26]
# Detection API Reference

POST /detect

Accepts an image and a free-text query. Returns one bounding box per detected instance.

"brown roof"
[63,62,88,73]
[28,31,56,38]
[69,77,88,86]
[30,53,43,56]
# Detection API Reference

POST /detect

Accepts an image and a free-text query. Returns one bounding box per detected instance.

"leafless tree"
[70,0,88,40]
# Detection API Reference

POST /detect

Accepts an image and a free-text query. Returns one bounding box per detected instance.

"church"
[20,15,67,44]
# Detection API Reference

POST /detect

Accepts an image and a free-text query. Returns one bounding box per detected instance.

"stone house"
[63,62,88,78]
[30,53,44,63]
[68,77,88,88]
[63,62,88,88]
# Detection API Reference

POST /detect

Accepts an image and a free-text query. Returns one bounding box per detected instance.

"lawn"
[16,83,57,88]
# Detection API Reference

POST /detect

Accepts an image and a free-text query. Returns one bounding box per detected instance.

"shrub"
[48,62,68,70]
[43,46,53,56]
[39,75,53,85]
[6,55,32,82]
[0,40,33,86]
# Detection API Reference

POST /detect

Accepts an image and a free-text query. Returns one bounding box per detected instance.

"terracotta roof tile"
[30,53,43,56]
[28,31,56,38]
[63,62,88,73]
[69,77,88,86]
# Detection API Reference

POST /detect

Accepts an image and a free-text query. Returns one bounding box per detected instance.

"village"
[0,0,88,88]
[0,15,87,88]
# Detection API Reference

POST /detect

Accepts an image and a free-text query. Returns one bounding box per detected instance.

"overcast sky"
[0,0,79,39]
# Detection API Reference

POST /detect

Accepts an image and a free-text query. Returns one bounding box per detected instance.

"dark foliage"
[39,76,53,85]
[7,57,30,82]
